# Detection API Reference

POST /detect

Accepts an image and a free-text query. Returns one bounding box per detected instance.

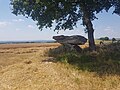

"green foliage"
[49,43,120,75]
[98,43,120,61]
[10,0,120,31]
[112,38,116,42]
[48,45,81,57]
[56,52,80,63]
[99,37,110,40]
[10,0,120,51]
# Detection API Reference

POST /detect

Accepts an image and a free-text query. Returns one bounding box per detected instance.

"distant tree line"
[98,37,120,44]
[99,37,110,41]
[99,37,118,41]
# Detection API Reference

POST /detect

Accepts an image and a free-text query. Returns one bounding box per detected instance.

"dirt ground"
[0,43,80,90]
[0,43,119,90]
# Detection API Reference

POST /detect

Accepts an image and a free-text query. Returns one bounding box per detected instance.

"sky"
[0,0,120,41]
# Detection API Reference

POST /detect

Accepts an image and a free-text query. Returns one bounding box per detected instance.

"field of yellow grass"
[0,43,120,90]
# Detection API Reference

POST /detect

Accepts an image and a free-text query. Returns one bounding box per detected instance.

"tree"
[10,0,120,51]
[104,37,109,40]
[112,38,116,41]
[99,37,109,40]
[112,38,116,43]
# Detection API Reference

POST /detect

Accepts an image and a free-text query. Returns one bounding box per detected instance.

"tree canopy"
[99,37,110,40]
[10,0,120,51]
[10,0,120,30]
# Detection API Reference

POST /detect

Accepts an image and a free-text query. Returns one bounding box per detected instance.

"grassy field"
[0,43,120,90]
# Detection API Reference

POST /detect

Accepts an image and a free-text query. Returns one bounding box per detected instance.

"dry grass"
[0,43,120,90]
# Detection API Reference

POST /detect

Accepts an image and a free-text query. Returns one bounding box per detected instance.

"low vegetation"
[0,43,120,90]
[48,43,120,89]
[49,43,120,75]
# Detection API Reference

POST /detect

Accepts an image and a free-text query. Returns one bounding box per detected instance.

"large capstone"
[53,35,87,45]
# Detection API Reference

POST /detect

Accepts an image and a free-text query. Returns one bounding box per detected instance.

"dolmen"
[53,35,87,52]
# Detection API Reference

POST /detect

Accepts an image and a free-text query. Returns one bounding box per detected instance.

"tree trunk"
[83,12,96,51]
[87,25,96,51]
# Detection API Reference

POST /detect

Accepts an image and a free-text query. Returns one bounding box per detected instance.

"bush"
[48,43,120,75]
[48,45,82,57]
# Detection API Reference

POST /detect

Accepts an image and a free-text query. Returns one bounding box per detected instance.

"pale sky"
[0,0,120,41]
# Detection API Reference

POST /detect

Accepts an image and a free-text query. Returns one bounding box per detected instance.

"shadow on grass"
[48,43,120,76]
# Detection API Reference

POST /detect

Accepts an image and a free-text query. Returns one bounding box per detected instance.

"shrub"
[48,43,120,75]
